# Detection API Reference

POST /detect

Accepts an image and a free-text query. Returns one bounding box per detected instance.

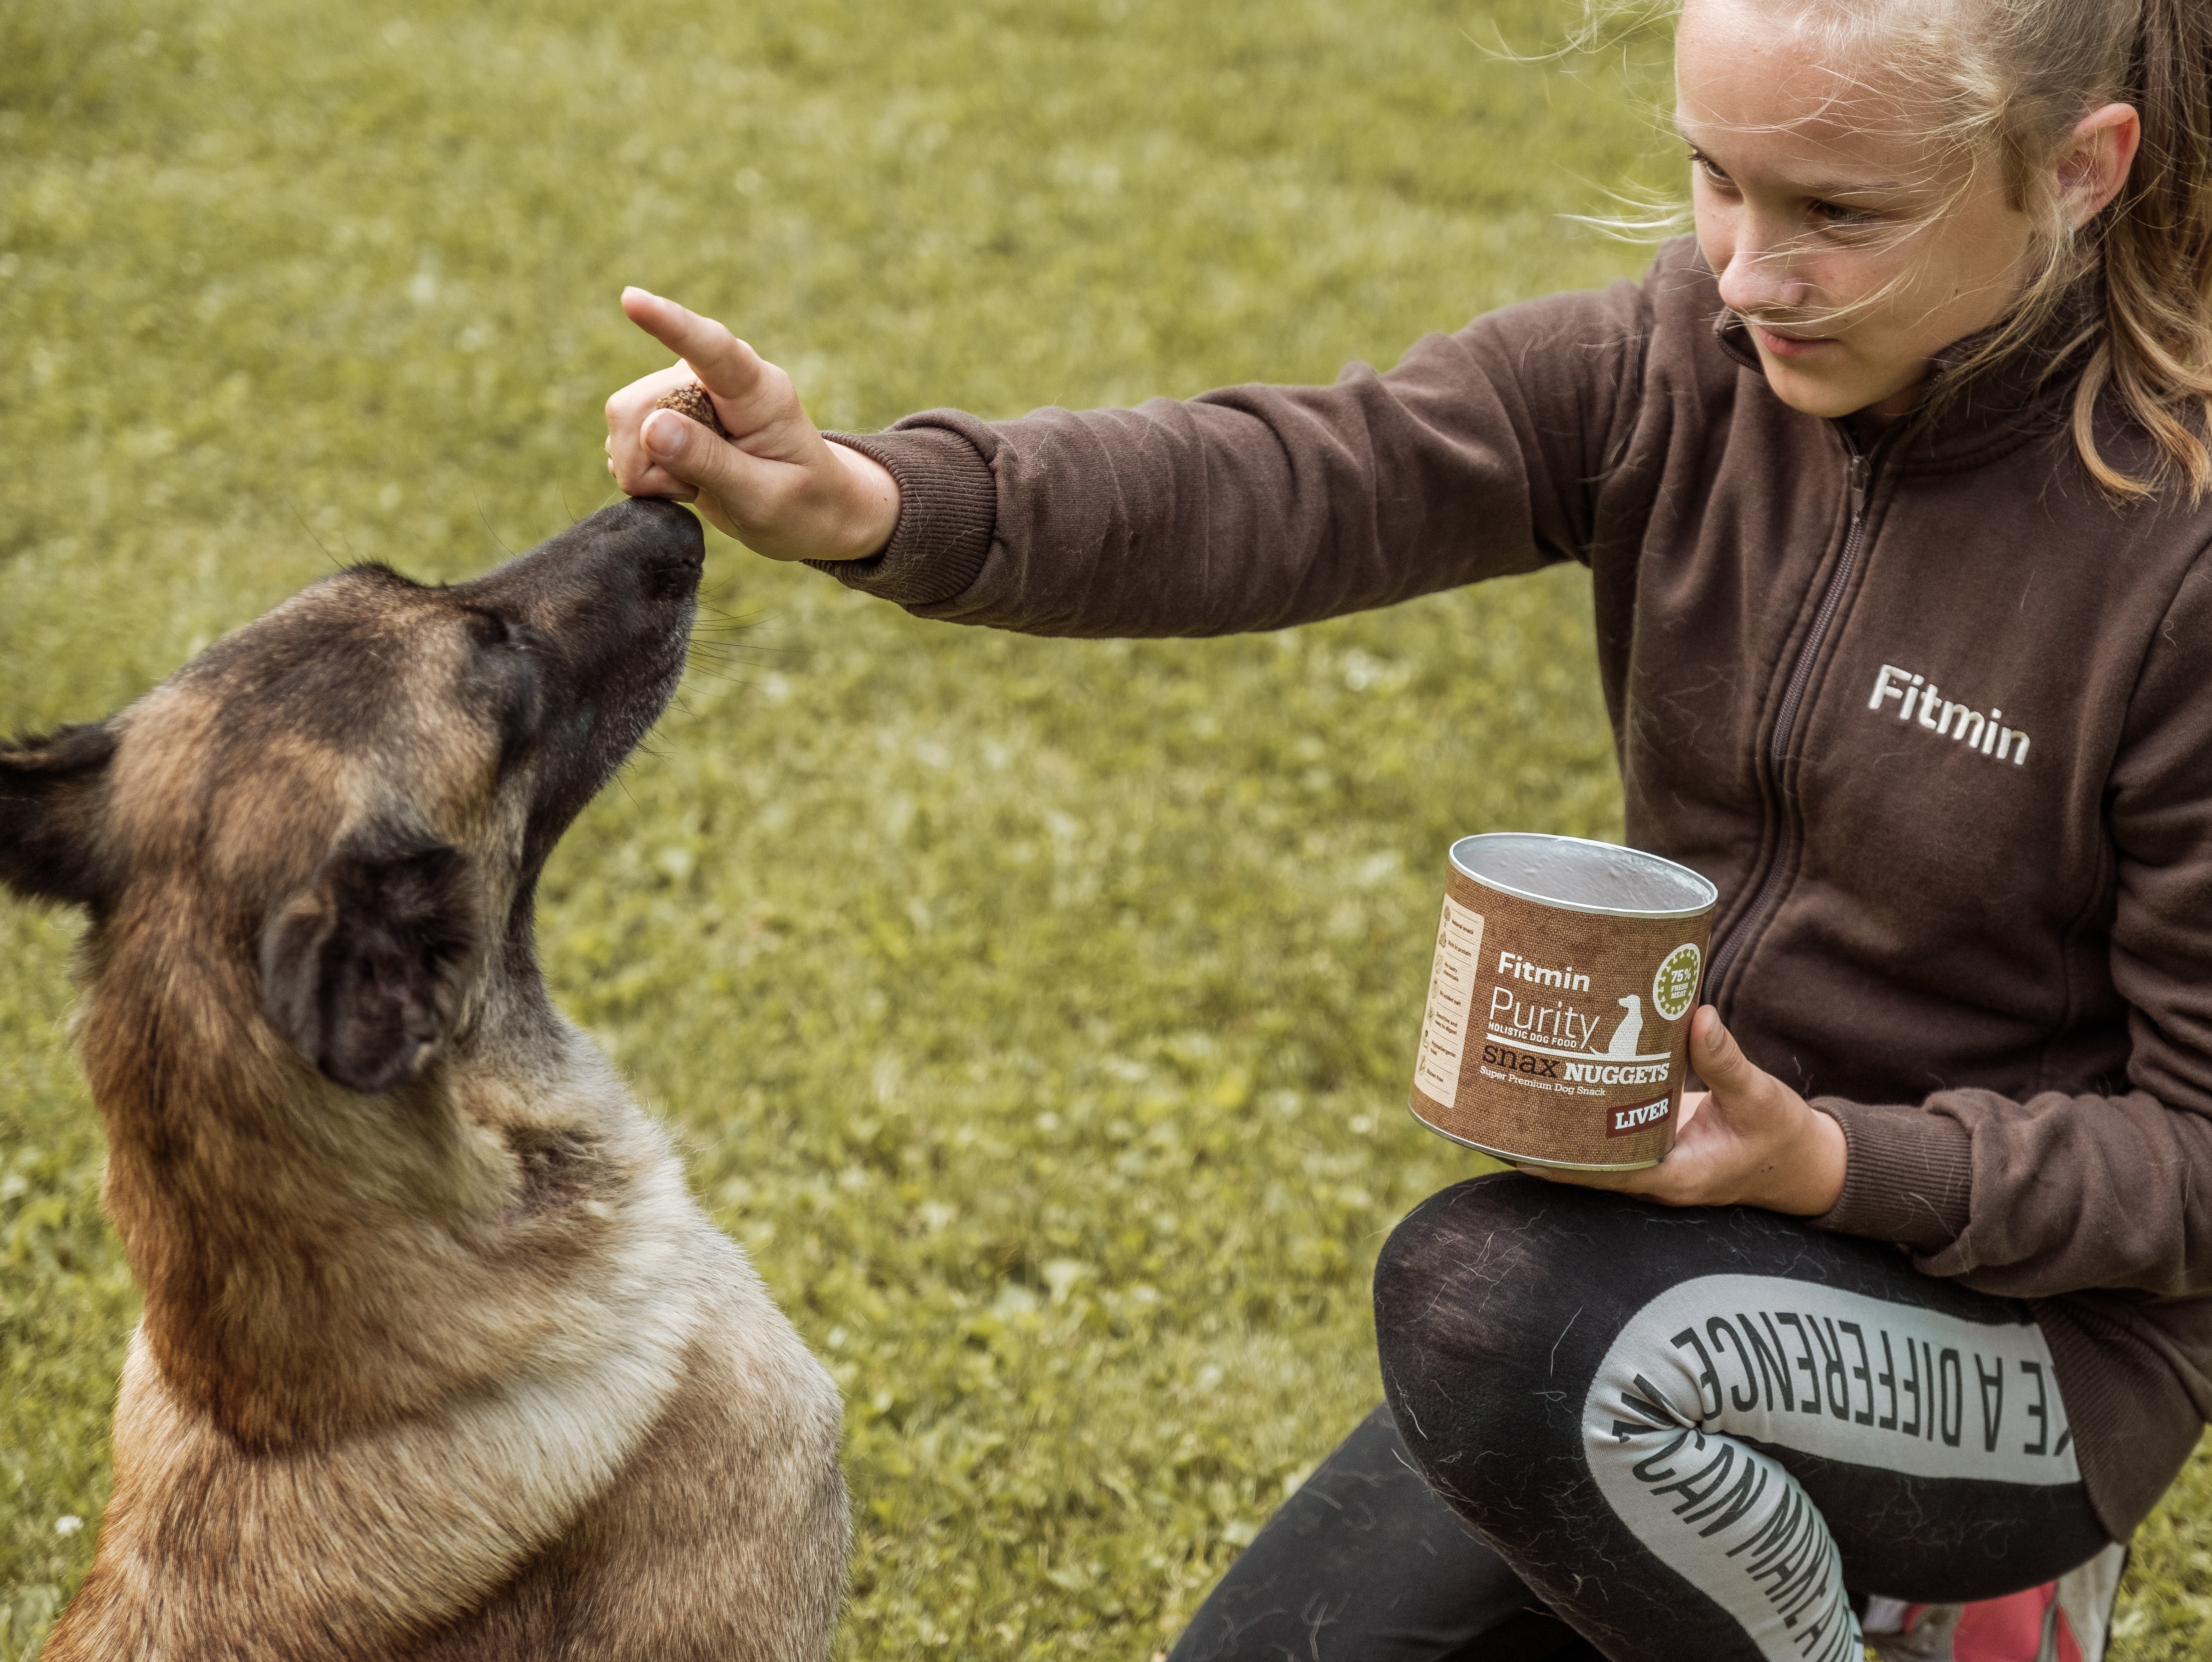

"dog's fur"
[0,498,848,1660]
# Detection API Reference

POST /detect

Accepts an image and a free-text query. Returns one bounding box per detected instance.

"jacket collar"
[1707,280,2099,472]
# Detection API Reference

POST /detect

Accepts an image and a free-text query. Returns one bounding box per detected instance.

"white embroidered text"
[1867,665,2028,766]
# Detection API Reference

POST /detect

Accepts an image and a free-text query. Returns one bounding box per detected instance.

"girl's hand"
[603,289,900,561]
[1518,1006,1847,1215]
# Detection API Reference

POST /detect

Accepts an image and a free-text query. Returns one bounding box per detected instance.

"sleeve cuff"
[810,425,998,608]
[1808,1098,1975,1252]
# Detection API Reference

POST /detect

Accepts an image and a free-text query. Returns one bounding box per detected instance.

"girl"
[604,1,2212,1656]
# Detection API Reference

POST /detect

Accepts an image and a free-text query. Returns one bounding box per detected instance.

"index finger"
[619,288,768,404]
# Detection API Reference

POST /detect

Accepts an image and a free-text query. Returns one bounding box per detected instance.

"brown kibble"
[653,382,730,439]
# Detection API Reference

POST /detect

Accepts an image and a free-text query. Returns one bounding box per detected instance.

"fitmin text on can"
[1409,833,1718,1170]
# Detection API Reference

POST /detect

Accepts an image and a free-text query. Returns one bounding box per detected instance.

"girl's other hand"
[603,289,899,561]
[1518,1006,1847,1216]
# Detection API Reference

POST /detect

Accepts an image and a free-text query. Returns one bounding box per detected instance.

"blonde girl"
[607,1,2212,1656]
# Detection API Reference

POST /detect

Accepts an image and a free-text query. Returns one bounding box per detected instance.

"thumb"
[641,407,756,496]
[1692,1006,1768,1101]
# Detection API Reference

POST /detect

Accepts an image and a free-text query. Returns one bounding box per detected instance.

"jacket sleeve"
[808,276,1659,638]
[1813,547,2212,1300]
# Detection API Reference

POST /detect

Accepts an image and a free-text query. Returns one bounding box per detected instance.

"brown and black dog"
[0,496,848,1660]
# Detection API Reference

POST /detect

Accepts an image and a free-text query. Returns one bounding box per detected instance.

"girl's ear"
[2060,102,2143,230]
[0,723,119,908]
[258,831,481,1095]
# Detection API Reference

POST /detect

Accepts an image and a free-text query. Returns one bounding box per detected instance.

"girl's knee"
[1373,1176,1588,1454]
[1374,1174,1598,1358]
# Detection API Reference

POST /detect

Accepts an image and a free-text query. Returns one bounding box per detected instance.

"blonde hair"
[1595,0,2212,500]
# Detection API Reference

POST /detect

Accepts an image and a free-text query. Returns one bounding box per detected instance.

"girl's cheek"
[1804,249,1898,331]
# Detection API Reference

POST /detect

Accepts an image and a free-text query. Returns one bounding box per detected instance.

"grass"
[1,0,2207,1656]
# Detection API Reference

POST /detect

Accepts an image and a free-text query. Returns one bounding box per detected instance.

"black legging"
[1165,1400,1603,1662]
[1168,1176,2112,1662]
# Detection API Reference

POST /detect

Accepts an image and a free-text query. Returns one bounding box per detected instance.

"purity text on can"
[1409,833,1718,1170]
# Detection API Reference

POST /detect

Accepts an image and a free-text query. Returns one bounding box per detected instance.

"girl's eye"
[1809,199,1875,228]
[1689,150,1733,187]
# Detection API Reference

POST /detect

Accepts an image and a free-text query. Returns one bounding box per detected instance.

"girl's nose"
[1716,230,1812,319]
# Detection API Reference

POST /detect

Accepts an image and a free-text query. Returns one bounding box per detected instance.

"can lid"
[1449,832,1717,919]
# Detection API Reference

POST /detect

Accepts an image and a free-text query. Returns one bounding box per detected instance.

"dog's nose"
[619,495,706,565]
[609,496,706,596]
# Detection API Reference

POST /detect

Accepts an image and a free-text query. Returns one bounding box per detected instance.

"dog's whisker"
[697,598,775,624]
[686,638,804,659]
[474,491,516,558]
[282,492,348,572]
[687,643,791,662]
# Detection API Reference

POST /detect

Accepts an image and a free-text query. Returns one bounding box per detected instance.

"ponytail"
[2076,0,2212,500]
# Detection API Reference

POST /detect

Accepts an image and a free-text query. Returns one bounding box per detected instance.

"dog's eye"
[462,607,527,651]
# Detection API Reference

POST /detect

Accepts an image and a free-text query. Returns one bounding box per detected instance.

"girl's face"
[1675,0,2039,424]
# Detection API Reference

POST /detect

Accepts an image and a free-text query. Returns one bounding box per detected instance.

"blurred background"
[2,1,2205,1656]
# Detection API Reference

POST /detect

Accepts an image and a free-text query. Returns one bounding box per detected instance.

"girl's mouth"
[1753,324,1837,360]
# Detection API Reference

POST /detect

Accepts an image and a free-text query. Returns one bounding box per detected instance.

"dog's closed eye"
[460,605,527,651]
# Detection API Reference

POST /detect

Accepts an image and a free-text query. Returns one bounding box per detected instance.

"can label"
[1409,856,1712,1169]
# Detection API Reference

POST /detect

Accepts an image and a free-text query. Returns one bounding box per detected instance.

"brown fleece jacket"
[815,238,2212,1539]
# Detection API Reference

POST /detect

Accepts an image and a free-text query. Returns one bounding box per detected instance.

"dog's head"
[0,496,703,1095]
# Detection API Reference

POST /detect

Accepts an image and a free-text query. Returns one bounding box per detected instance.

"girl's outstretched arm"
[605,262,1675,638]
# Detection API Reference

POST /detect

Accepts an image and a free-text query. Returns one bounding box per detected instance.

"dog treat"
[654,381,731,438]
[1408,832,1716,1170]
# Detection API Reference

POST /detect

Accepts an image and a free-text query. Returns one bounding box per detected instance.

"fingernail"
[642,411,680,457]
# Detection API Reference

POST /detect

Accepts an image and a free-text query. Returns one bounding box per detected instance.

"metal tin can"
[1408,832,1718,1170]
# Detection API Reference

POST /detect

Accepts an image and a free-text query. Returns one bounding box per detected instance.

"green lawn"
[2,0,2208,1657]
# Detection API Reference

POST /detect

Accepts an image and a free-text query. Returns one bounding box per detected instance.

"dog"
[0,497,848,1660]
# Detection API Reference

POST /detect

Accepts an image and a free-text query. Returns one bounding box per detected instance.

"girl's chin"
[1761,358,1911,423]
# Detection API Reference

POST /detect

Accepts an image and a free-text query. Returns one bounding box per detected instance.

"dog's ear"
[259,833,481,1094]
[0,723,118,908]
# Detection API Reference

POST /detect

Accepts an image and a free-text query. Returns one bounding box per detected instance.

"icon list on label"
[1413,897,1486,1108]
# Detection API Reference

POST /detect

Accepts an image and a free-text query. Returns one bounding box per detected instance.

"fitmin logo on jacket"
[1868,665,2030,765]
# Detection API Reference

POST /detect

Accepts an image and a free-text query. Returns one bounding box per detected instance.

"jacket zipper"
[1705,429,1877,996]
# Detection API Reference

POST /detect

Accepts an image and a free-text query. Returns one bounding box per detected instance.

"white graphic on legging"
[1581,1275,2075,1662]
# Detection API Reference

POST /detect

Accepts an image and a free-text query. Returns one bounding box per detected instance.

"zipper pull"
[1848,452,1870,522]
